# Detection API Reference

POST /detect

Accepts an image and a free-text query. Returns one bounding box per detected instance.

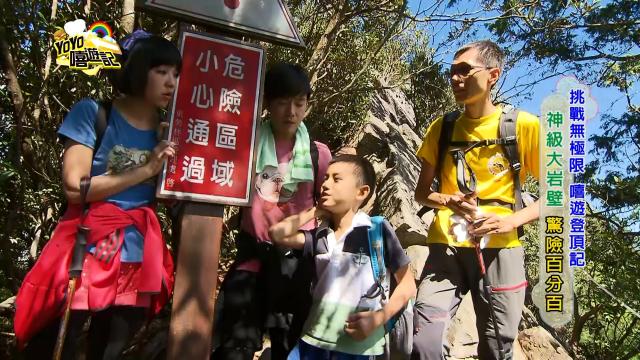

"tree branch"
[614,317,639,354]
[305,0,348,88]
[0,24,25,163]
[573,53,640,63]
[620,343,640,360]
[570,303,603,346]
[317,1,407,105]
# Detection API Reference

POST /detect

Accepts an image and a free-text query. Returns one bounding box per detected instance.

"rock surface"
[517,327,573,360]
[349,82,430,250]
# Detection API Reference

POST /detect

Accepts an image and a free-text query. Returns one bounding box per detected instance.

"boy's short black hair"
[329,154,376,208]
[113,35,182,96]
[264,62,312,102]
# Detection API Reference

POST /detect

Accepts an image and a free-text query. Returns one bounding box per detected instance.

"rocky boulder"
[516,327,572,360]
[347,81,431,250]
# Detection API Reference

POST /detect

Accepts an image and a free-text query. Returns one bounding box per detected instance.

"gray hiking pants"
[411,244,527,360]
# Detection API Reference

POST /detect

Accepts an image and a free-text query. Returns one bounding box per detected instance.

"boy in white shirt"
[270,155,416,359]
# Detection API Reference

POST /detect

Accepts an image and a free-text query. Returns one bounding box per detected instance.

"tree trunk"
[570,303,602,349]
[30,207,54,259]
[0,24,24,162]
[121,0,135,34]
[305,1,347,89]
[40,0,58,100]
[33,0,58,128]
[0,26,24,290]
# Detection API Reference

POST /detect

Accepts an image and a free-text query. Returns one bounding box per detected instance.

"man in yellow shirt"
[412,40,540,360]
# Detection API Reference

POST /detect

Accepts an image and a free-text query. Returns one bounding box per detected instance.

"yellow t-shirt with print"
[416,107,539,248]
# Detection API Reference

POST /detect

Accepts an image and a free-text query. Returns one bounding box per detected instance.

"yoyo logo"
[53,19,121,75]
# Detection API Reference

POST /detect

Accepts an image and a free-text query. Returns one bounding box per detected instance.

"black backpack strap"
[434,111,460,190]
[310,140,320,204]
[309,226,323,285]
[94,100,112,154]
[69,101,112,274]
[417,111,460,218]
[499,108,524,237]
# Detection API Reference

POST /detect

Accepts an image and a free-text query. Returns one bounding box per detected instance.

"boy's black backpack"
[417,108,531,237]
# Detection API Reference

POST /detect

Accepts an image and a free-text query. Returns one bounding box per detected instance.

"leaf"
[0,167,18,186]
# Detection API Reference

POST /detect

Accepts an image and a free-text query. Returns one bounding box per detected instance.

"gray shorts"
[412,244,527,360]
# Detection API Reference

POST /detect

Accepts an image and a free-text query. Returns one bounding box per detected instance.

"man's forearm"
[509,199,540,227]
[416,190,451,210]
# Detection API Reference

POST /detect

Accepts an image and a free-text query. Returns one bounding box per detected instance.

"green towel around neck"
[256,120,314,193]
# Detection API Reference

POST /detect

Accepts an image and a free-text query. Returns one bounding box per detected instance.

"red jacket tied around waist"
[14,202,175,349]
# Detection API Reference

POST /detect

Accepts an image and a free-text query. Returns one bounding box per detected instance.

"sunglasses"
[448,63,493,78]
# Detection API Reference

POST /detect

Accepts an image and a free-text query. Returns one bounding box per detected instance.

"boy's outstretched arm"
[345,264,416,341]
[268,206,324,249]
[385,264,416,323]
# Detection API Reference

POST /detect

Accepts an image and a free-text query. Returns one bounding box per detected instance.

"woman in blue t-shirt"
[16,31,180,359]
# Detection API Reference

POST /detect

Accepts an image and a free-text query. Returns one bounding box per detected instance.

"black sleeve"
[382,219,410,273]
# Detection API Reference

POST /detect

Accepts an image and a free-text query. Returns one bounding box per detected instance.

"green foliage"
[406,46,457,134]
[522,177,540,288]
[266,0,413,149]
[571,214,640,359]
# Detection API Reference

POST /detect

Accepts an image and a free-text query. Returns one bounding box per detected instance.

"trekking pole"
[474,241,506,360]
[452,145,506,359]
[53,176,91,360]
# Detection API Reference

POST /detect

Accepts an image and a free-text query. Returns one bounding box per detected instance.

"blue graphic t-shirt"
[58,98,158,262]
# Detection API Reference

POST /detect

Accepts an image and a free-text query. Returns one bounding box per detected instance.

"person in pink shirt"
[212,63,332,360]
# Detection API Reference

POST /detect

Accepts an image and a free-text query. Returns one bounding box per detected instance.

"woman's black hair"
[264,62,312,102]
[113,35,182,96]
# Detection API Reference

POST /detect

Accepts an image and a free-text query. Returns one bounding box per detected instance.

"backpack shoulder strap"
[308,225,326,285]
[417,111,460,217]
[435,111,460,184]
[310,140,320,204]
[368,216,404,333]
[367,216,386,286]
[498,108,521,210]
[499,108,524,237]
[94,100,112,155]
